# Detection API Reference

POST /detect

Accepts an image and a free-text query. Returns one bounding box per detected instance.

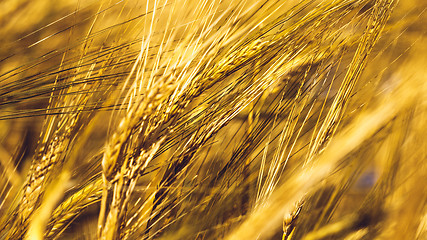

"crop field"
[0,0,425,239]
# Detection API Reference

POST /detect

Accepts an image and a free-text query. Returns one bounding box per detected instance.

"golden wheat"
[0,0,425,240]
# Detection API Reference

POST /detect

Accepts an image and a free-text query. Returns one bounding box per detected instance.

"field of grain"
[0,0,425,239]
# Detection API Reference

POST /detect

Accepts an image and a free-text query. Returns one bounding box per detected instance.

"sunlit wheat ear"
[45,178,103,238]
[7,82,92,239]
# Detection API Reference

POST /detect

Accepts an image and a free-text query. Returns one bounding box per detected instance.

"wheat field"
[0,0,426,239]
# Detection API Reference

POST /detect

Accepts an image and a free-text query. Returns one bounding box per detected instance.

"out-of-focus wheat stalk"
[0,0,425,239]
